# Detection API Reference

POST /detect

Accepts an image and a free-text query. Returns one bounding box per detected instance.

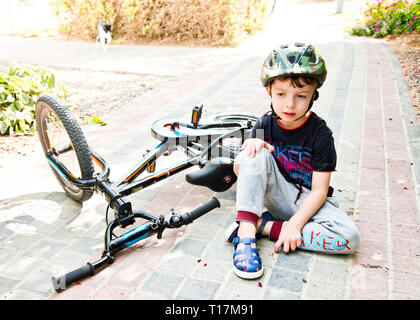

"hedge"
[52,0,272,46]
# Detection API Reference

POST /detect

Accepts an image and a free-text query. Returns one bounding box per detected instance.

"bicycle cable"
[105,204,118,238]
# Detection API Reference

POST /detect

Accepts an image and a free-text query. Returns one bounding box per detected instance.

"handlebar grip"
[52,263,95,292]
[181,197,220,225]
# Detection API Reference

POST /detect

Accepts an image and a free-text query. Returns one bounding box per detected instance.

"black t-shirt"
[250,111,337,191]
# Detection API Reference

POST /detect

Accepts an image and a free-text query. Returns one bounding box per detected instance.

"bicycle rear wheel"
[209,112,259,123]
[209,113,258,159]
[35,95,94,202]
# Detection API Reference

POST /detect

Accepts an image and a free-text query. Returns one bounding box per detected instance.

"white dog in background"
[96,20,112,52]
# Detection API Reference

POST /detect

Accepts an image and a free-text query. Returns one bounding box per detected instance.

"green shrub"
[52,0,272,46]
[350,0,419,38]
[0,63,71,136]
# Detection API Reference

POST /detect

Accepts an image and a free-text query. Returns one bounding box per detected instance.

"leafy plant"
[84,115,107,126]
[350,0,419,38]
[0,63,71,136]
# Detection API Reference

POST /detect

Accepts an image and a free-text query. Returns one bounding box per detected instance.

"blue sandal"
[232,237,264,279]
[224,211,275,242]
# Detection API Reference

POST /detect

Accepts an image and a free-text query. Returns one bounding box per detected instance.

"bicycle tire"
[35,95,94,202]
[208,113,258,160]
[209,112,259,124]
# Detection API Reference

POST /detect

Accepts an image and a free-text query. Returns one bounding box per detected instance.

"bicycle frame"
[46,121,249,217]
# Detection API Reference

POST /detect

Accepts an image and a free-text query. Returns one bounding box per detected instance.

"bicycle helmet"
[260,42,327,88]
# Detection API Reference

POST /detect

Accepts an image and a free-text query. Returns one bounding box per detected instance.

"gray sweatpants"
[235,148,360,254]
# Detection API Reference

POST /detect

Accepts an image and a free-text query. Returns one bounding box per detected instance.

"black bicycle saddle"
[186,157,237,192]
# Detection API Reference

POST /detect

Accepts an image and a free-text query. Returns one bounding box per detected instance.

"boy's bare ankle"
[237,221,257,239]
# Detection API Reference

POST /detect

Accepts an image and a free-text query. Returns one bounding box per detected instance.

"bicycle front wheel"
[35,95,94,202]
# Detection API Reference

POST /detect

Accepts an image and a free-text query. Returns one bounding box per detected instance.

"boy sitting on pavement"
[225,43,360,279]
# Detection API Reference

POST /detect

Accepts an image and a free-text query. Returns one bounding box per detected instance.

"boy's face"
[267,78,317,129]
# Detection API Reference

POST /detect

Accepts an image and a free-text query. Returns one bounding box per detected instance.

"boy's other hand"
[241,138,274,157]
[274,222,302,254]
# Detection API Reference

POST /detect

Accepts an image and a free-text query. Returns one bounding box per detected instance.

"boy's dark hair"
[269,75,318,89]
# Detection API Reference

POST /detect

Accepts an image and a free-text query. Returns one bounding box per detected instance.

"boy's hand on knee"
[274,223,302,254]
[241,138,274,157]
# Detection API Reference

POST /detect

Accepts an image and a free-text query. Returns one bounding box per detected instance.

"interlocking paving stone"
[217,277,264,300]
[192,257,231,282]
[176,278,220,300]
[0,223,15,244]
[1,255,45,279]
[309,258,349,283]
[17,269,54,297]
[303,279,348,300]
[171,238,208,257]
[0,276,20,297]
[184,222,222,241]
[263,287,300,300]
[204,242,233,261]
[23,239,67,259]
[268,268,307,293]
[273,251,312,273]
[69,237,103,256]
[157,253,199,277]
[139,272,184,298]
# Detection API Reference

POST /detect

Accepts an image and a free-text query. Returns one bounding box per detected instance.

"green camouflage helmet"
[261,42,327,88]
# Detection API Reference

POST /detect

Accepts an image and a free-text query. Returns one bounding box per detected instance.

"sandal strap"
[256,211,275,239]
[232,237,256,248]
[256,219,269,239]
[233,256,262,272]
[233,247,260,258]
[232,237,262,273]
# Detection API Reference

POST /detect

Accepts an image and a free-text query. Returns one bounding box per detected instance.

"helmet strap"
[306,90,318,112]
[270,102,282,120]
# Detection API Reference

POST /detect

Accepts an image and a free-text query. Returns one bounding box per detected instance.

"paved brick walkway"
[0,0,419,301]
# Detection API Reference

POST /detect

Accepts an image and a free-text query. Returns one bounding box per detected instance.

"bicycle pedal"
[191,104,203,128]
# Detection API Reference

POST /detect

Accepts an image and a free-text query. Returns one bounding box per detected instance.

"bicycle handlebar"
[51,197,220,293]
[180,197,221,225]
[52,263,95,293]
